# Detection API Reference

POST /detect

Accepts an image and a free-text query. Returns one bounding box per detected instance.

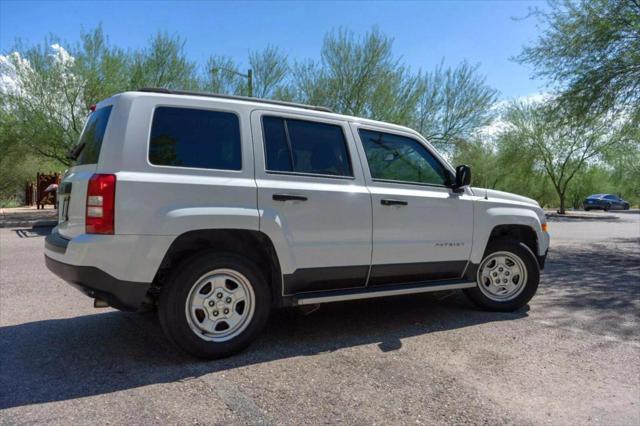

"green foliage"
[498,101,624,213]
[74,26,130,106]
[129,32,198,90]
[518,0,640,124]
[413,61,499,152]
[292,27,423,126]
[249,46,289,98]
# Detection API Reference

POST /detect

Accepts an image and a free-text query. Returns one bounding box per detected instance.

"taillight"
[86,174,116,234]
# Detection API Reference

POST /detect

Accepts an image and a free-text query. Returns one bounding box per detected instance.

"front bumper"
[537,249,548,270]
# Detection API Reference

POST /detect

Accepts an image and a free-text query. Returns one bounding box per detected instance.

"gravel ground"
[0,213,638,425]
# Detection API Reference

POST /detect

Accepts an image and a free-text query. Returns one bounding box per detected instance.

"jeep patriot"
[45,88,550,358]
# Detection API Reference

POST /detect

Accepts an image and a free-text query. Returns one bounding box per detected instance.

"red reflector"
[86,174,116,234]
[89,104,96,112]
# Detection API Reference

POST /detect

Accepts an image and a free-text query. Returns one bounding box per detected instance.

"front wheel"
[464,240,540,312]
[158,251,271,359]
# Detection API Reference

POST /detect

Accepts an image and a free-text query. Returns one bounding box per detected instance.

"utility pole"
[210,67,253,97]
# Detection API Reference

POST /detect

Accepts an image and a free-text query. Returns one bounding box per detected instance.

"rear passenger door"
[251,111,372,295]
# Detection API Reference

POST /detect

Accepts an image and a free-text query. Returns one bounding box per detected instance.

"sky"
[0,0,549,100]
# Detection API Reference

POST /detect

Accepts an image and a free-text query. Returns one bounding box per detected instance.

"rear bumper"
[45,255,150,311]
[44,227,174,284]
[43,228,171,311]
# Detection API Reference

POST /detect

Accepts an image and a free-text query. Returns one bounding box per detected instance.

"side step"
[294,280,476,306]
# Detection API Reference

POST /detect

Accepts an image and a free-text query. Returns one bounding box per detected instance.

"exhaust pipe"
[93,298,110,308]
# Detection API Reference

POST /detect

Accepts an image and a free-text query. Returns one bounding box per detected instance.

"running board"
[294,280,477,306]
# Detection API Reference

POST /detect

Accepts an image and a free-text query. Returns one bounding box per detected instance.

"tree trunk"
[558,192,566,215]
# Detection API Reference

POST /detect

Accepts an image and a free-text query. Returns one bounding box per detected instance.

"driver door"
[352,125,474,286]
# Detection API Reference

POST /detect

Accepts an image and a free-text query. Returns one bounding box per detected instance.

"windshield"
[73,106,112,165]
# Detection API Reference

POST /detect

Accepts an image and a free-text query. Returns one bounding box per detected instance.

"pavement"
[0,212,638,425]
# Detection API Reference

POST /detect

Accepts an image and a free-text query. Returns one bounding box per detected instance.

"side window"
[359,129,449,186]
[262,116,353,177]
[149,107,241,170]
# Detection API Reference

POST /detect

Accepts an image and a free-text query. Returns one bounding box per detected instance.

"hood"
[471,187,539,207]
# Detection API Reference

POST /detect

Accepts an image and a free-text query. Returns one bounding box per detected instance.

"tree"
[129,32,198,90]
[249,46,289,98]
[517,0,640,122]
[0,43,86,166]
[500,101,623,213]
[203,46,290,98]
[292,28,423,124]
[414,61,499,152]
[73,26,130,107]
[202,54,245,95]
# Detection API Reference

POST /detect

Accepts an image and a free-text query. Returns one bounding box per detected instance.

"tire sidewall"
[159,252,271,359]
[465,239,540,312]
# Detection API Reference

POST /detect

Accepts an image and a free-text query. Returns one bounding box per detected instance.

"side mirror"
[453,165,471,192]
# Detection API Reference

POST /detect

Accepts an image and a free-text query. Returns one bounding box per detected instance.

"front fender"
[471,206,547,264]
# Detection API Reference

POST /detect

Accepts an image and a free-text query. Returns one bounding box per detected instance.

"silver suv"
[45,89,550,358]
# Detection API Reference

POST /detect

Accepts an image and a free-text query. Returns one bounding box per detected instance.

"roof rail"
[137,88,333,113]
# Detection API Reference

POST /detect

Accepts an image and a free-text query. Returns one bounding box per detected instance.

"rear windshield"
[75,106,112,165]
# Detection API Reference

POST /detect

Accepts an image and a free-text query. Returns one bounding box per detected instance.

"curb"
[545,213,619,220]
[0,219,58,229]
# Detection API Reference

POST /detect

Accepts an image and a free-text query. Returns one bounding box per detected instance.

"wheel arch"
[152,229,283,307]
[486,224,538,256]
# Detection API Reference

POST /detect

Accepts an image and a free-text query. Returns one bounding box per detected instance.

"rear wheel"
[158,251,271,359]
[464,239,539,312]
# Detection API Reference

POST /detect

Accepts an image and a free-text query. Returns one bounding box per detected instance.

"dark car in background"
[583,194,630,211]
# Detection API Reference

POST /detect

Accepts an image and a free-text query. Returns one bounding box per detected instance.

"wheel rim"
[185,268,255,342]
[477,251,528,302]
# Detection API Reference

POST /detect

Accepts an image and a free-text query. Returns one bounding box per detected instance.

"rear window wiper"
[66,142,86,161]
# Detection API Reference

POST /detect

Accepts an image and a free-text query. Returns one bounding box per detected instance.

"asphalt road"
[1,212,638,425]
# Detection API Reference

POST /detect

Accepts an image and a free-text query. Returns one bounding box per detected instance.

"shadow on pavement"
[0,293,525,409]
[14,227,53,238]
[536,237,640,339]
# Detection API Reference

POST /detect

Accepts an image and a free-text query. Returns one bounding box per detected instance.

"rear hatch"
[57,105,113,239]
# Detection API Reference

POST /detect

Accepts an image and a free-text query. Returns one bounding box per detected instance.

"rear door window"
[149,107,241,170]
[75,106,112,165]
[262,116,352,177]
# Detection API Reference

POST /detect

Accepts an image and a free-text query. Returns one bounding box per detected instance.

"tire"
[158,251,271,359]
[464,239,540,312]
[584,207,590,212]
[604,203,611,211]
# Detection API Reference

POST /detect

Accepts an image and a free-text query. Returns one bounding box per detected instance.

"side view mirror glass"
[454,165,471,190]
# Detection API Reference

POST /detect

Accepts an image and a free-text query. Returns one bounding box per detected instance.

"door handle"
[273,194,308,202]
[381,199,408,206]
